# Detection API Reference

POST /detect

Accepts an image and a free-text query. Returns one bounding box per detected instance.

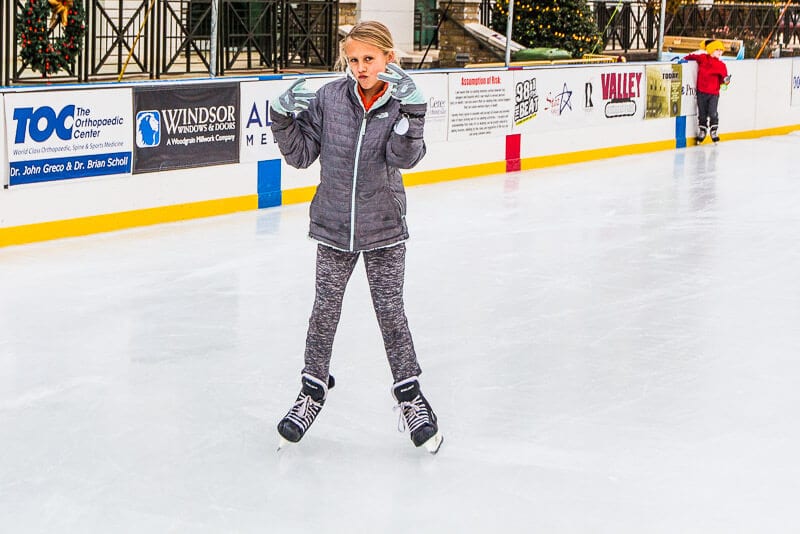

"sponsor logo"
[136,111,161,148]
[600,72,642,100]
[514,78,539,125]
[161,105,237,135]
[545,83,573,116]
[13,105,124,144]
[427,96,447,118]
[244,100,275,147]
[600,72,642,118]
[245,100,274,129]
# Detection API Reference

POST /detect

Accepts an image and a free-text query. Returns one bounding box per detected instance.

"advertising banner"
[239,76,337,163]
[792,59,800,107]
[415,72,450,143]
[4,88,132,186]
[592,65,646,122]
[510,65,646,134]
[511,67,594,133]
[645,64,683,119]
[447,71,514,140]
[133,82,239,173]
[538,70,579,128]
[240,73,451,162]
[680,62,698,117]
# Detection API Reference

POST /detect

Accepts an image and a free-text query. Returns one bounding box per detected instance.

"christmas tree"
[491,0,603,58]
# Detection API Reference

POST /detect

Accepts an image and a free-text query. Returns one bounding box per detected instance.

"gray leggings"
[303,242,421,383]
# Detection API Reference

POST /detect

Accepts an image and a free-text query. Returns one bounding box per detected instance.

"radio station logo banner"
[514,76,539,126]
[133,83,239,173]
[645,64,682,119]
[4,88,132,186]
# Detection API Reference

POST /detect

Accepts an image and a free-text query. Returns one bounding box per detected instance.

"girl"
[270,21,443,454]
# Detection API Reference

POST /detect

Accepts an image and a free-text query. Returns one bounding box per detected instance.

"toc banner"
[4,88,132,186]
[133,82,240,173]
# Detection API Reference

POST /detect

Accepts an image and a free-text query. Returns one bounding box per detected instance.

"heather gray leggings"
[303,242,421,383]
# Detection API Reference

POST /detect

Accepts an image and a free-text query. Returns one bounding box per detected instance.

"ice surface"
[2,136,800,532]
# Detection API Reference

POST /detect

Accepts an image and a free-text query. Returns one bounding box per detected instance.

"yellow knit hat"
[705,40,725,54]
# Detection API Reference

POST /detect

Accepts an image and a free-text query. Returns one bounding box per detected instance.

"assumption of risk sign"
[447,72,514,140]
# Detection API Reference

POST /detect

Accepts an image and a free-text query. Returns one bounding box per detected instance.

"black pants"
[696,91,720,129]
[303,242,421,383]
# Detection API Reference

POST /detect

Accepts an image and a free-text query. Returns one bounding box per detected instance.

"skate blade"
[422,432,443,454]
[277,435,293,451]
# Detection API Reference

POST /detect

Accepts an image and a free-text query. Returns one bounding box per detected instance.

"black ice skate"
[696,125,708,144]
[392,377,443,454]
[277,373,335,449]
[710,125,720,144]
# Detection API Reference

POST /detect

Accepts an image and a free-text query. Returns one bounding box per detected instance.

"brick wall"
[339,2,358,26]
[438,2,504,67]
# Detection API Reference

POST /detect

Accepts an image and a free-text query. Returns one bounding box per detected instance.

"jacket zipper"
[349,111,368,251]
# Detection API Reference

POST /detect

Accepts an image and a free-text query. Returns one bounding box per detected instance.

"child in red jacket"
[684,40,731,143]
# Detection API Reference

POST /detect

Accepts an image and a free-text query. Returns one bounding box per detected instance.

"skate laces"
[286,393,322,431]
[395,395,430,434]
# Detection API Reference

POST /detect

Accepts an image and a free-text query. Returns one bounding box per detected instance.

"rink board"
[2,59,800,246]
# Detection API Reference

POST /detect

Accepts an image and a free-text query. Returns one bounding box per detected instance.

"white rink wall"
[2,59,800,246]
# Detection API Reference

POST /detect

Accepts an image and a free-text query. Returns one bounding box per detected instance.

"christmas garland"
[16,0,86,76]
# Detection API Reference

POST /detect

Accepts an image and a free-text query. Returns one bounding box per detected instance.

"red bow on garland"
[48,0,74,29]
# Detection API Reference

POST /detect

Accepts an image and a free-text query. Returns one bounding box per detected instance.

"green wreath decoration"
[16,0,86,76]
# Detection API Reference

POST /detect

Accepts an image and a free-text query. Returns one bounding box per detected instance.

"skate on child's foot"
[710,125,720,144]
[277,373,335,450]
[392,376,443,454]
[696,125,708,144]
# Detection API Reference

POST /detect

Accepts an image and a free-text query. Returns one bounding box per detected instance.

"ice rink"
[2,134,799,532]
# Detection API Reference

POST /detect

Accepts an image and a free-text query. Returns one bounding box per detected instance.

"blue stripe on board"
[257,158,282,208]
[675,116,687,149]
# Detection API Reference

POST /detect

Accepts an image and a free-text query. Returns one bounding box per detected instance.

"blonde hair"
[336,21,395,71]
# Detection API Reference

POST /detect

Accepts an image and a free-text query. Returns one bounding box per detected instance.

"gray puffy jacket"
[270,74,427,252]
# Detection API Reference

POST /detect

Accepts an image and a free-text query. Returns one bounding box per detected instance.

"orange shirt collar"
[357,82,389,111]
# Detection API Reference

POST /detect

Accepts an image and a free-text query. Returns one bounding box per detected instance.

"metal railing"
[476,0,800,56]
[666,2,800,52]
[280,0,339,69]
[2,0,338,86]
[595,1,660,52]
